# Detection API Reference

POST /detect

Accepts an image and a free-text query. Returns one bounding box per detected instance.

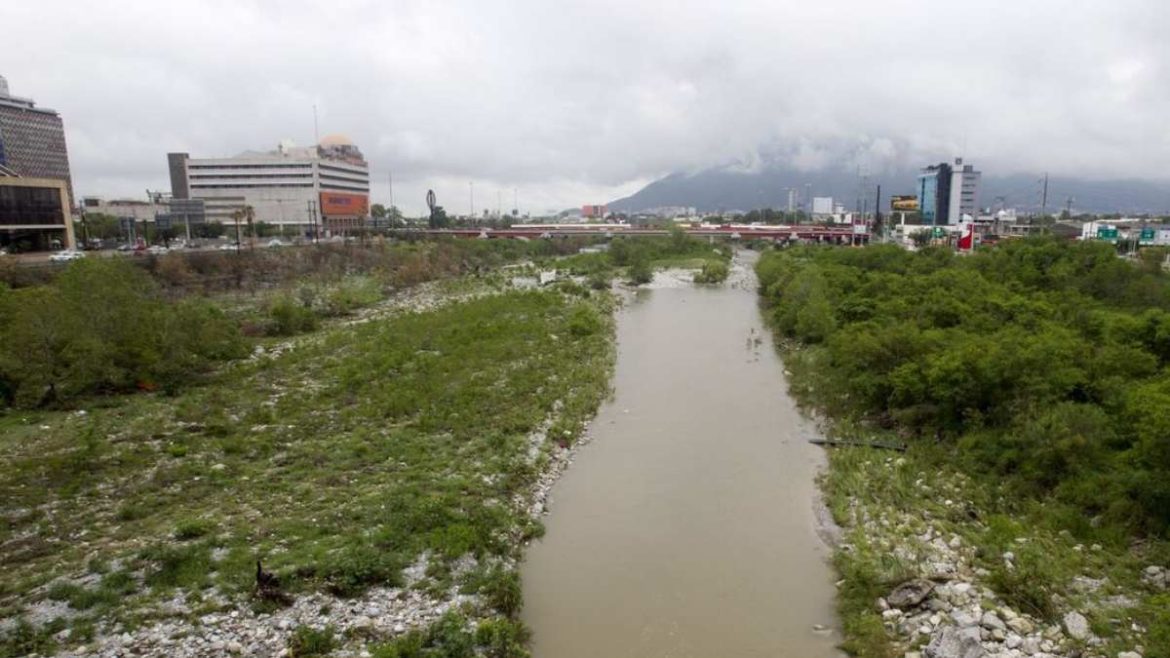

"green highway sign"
[1140,228,1156,244]
[1096,227,1118,241]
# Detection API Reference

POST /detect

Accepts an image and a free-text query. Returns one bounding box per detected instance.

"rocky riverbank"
[821,449,1167,658]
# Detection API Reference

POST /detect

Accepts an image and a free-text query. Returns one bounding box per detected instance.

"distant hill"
[608,164,1170,216]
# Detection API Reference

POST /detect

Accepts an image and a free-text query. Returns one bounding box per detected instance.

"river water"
[522,252,842,658]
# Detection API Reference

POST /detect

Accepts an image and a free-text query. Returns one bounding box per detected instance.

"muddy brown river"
[522,252,842,658]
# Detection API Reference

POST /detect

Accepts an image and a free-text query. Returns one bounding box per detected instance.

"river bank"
[0,275,615,657]
[756,243,1170,658]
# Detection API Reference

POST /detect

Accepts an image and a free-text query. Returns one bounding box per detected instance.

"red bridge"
[396,224,869,244]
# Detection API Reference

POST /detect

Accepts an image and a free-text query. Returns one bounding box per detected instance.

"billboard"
[891,195,919,211]
[319,192,369,217]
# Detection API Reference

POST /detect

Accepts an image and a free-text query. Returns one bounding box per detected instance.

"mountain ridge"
[608,164,1170,215]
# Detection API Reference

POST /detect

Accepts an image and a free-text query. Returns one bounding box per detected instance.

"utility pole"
[1040,172,1049,219]
[875,184,882,242]
[469,182,475,220]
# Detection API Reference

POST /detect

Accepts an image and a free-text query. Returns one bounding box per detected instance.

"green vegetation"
[758,239,1170,658]
[693,260,730,284]
[0,259,247,406]
[548,227,730,287]
[0,243,616,653]
[288,625,337,656]
[369,612,530,658]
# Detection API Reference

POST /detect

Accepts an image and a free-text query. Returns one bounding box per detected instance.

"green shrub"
[288,625,336,657]
[627,259,653,286]
[693,260,729,284]
[481,568,523,618]
[474,619,531,658]
[566,305,603,337]
[315,544,405,597]
[174,518,214,540]
[0,259,245,406]
[324,277,383,316]
[268,297,318,336]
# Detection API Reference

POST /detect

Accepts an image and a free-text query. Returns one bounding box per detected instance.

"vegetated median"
[550,226,732,287]
[0,240,616,658]
[757,239,1170,658]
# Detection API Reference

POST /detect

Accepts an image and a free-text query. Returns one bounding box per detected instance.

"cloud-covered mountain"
[609,162,1170,216]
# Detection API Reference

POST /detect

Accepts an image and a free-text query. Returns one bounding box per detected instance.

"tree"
[371,203,387,219]
[429,206,450,229]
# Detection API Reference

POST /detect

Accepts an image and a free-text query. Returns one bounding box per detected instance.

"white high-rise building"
[168,135,370,234]
[947,158,981,224]
[812,197,835,215]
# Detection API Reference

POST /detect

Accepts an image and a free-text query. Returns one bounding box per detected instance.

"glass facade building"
[0,178,74,251]
[917,163,952,226]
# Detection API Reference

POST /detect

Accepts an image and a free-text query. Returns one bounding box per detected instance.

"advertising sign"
[319,192,370,217]
[891,195,919,211]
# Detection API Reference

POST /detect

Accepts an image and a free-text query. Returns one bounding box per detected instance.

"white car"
[218,243,240,252]
[265,239,286,248]
[147,245,169,255]
[49,250,86,263]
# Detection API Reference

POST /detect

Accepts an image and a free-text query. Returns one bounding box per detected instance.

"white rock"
[1063,611,1090,641]
[981,611,1006,632]
[1118,652,1142,658]
[1006,617,1034,635]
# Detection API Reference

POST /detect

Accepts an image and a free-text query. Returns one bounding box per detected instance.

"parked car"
[218,243,240,252]
[265,238,287,248]
[49,250,86,263]
[147,245,169,255]
[117,243,134,252]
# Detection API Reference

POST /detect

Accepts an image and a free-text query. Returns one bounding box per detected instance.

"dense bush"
[693,260,730,284]
[0,260,247,407]
[758,238,1170,536]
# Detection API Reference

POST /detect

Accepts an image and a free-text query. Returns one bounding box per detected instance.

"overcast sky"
[3,0,1167,214]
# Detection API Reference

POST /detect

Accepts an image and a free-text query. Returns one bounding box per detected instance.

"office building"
[918,162,952,226]
[0,75,74,204]
[918,158,981,226]
[168,134,370,234]
[947,158,981,223]
[0,174,75,251]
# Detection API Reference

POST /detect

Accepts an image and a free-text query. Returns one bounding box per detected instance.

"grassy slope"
[0,287,615,656]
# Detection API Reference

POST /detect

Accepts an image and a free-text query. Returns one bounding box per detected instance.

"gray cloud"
[3,0,1168,214]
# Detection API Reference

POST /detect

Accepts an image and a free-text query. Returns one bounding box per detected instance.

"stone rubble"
[834,459,1153,658]
[24,395,597,657]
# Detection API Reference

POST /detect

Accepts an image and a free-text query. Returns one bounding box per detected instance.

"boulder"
[924,626,986,658]
[1006,617,1034,635]
[1063,611,1090,641]
[888,579,936,610]
[980,611,1006,632]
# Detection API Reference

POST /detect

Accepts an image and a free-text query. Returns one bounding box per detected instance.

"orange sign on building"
[319,192,369,217]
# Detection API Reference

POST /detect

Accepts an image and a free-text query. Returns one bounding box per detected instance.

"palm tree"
[243,205,256,249]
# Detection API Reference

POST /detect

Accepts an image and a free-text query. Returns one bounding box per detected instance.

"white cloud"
[2,0,1168,214]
